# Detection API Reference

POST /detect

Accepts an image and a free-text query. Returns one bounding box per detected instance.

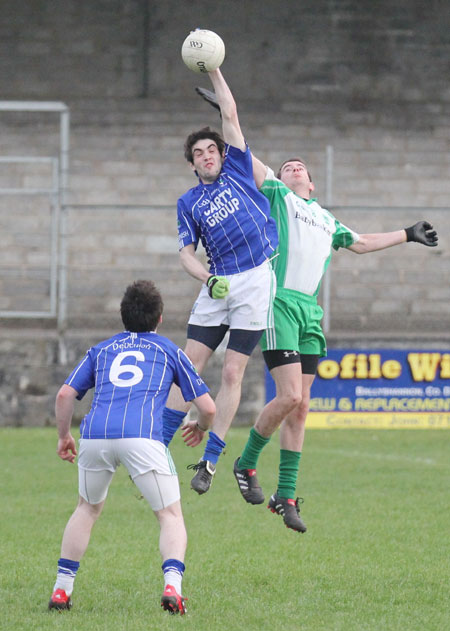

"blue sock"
[203,431,226,465]
[162,408,186,446]
[162,558,185,593]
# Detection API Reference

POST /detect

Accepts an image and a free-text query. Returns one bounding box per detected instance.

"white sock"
[163,569,182,593]
[53,574,75,596]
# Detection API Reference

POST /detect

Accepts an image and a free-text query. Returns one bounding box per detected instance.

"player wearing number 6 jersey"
[47,280,215,615]
[68,331,209,441]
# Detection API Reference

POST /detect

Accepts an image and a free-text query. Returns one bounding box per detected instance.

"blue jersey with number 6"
[65,331,209,442]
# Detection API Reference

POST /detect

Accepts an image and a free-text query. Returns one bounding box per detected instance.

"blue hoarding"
[265,349,450,428]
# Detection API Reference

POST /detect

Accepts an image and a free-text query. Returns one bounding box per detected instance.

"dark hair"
[184,126,225,163]
[120,280,163,332]
[277,157,313,182]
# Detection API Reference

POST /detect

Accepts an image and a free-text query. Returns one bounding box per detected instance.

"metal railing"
[0,156,59,318]
[0,101,69,322]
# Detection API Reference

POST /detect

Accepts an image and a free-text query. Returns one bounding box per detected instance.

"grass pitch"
[0,426,448,631]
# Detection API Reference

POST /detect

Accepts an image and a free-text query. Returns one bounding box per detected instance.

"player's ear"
[309,180,315,194]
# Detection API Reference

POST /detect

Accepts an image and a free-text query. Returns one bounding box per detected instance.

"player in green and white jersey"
[233,157,438,532]
[193,87,438,531]
[259,162,358,354]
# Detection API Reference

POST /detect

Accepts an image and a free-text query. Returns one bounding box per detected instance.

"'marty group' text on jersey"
[177,144,278,276]
[65,331,208,442]
[261,168,359,297]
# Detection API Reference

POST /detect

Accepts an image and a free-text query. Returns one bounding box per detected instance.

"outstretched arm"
[196,83,268,187]
[348,221,438,254]
[208,69,246,151]
[348,230,407,254]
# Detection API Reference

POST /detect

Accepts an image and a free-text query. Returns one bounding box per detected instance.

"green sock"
[277,449,301,499]
[238,427,270,470]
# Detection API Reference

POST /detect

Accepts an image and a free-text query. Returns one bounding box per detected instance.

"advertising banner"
[265,349,450,429]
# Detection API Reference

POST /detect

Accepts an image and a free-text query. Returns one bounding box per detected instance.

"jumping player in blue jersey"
[162,68,278,495]
[48,280,215,615]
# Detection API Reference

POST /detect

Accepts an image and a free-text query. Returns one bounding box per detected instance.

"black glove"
[195,86,221,117]
[404,221,438,247]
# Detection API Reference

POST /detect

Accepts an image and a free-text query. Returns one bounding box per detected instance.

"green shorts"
[261,289,327,356]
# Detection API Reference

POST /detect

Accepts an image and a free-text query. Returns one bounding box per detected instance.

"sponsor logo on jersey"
[203,187,241,227]
[112,340,154,351]
[294,211,332,236]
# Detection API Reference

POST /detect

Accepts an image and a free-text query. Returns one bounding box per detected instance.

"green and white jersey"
[261,168,359,297]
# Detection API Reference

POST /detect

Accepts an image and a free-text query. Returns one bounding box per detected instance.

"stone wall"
[2,0,449,106]
[1,200,448,427]
[0,329,266,428]
[1,203,448,334]
[1,0,449,426]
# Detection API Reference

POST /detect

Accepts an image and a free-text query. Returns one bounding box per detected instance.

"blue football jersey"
[177,144,278,275]
[65,331,209,442]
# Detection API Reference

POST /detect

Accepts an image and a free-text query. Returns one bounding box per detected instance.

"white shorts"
[188,260,276,330]
[77,438,180,511]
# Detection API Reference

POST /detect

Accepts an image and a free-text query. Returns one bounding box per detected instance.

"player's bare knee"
[156,500,184,524]
[221,362,246,389]
[78,496,104,520]
[280,387,302,410]
[270,391,302,420]
[286,402,308,428]
[298,396,310,417]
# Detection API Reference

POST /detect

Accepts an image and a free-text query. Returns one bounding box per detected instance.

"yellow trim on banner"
[308,413,450,429]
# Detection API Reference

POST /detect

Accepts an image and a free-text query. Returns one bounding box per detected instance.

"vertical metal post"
[322,144,334,334]
[139,0,150,97]
[57,108,70,364]
[49,157,59,316]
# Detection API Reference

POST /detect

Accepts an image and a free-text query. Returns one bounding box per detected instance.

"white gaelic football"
[181,29,225,74]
